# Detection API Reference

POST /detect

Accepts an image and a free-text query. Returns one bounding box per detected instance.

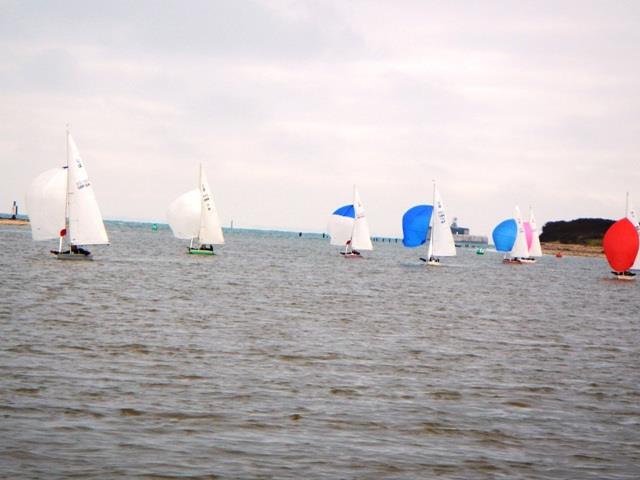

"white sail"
[198,164,225,245]
[351,186,373,251]
[430,185,457,257]
[328,214,354,246]
[25,167,67,241]
[167,189,200,239]
[626,193,640,270]
[511,206,529,258]
[66,133,109,246]
[528,208,543,257]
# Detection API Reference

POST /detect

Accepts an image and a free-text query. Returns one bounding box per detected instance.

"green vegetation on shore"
[540,218,613,245]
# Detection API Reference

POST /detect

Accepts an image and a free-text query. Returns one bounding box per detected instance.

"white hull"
[613,272,636,281]
[519,258,537,264]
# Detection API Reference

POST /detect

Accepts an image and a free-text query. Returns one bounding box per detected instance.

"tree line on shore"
[540,218,614,245]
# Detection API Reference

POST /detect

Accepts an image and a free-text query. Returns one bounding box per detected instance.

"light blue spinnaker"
[492,218,517,252]
[402,205,433,247]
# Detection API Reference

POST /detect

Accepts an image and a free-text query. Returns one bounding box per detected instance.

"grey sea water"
[1,222,639,479]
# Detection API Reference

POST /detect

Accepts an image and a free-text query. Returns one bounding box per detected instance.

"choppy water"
[1,222,639,479]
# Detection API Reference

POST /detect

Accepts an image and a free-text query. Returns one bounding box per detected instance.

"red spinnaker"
[603,218,639,272]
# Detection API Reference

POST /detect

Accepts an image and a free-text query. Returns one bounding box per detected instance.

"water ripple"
[1,224,639,479]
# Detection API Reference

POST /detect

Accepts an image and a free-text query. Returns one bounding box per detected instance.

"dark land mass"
[540,218,614,246]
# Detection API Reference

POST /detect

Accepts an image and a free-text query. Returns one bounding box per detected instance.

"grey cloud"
[2,1,640,236]
[0,0,363,60]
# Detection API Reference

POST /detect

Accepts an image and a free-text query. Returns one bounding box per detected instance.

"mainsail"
[429,185,456,257]
[197,164,224,245]
[510,206,529,258]
[66,133,109,246]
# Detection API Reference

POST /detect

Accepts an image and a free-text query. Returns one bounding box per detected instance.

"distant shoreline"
[541,242,603,258]
[0,218,29,226]
[0,219,608,257]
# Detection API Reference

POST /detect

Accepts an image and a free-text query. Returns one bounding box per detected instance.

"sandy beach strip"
[0,218,29,226]
[541,242,603,258]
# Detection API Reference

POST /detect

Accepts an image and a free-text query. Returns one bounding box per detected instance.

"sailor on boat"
[71,245,91,256]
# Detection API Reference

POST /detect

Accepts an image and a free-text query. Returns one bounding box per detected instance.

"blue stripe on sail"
[333,204,355,218]
[492,218,517,252]
[402,204,433,247]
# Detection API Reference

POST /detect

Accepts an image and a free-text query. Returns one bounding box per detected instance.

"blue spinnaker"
[492,218,517,252]
[402,204,433,247]
[333,204,355,218]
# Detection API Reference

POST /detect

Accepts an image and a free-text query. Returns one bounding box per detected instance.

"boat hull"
[519,258,537,264]
[340,253,363,258]
[419,257,443,266]
[54,253,93,261]
[502,258,522,264]
[188,248,215,255]
[612,271,636,280]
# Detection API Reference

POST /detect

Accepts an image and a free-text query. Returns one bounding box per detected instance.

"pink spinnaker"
[523,222,533,250]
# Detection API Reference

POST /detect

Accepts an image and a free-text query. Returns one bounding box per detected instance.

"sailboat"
[521,207,543,263]
[167,163,224,255]
[25,130,109,260]
[625,192,640,271]
[327,185,373,257]
[402,183,456,265]
[492,206,529,264]
[603,218,638,280]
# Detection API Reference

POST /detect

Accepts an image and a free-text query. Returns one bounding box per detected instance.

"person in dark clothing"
[71,245,91,255]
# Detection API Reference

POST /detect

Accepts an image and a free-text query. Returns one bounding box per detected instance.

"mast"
[626,191,630,217]
[528,205,533,257]
[61,127,71,253]
[426,181,435,259]
[198,162,203,246]
[348,184,357,252]
[511,205,529,258]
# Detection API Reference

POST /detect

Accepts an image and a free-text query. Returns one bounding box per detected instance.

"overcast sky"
[1,0,639,237]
